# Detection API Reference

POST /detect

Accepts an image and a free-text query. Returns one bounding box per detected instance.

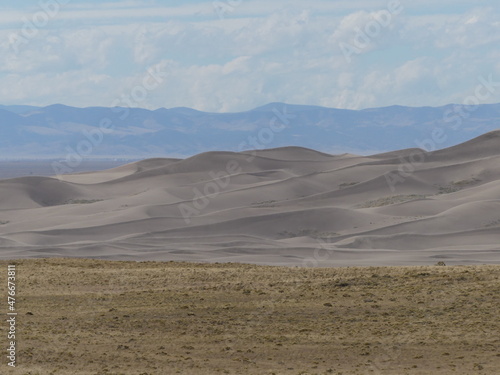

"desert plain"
[0,258,498,374]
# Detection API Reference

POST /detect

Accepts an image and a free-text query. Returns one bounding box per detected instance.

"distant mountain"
[0,105,41,115]
[0,102,499,159]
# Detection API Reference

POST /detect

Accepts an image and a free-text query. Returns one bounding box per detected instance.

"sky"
[0,0,499,112]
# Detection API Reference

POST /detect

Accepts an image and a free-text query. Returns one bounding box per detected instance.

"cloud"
[0,1,499,111]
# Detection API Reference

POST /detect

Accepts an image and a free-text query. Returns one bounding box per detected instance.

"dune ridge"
[1,131,499,265]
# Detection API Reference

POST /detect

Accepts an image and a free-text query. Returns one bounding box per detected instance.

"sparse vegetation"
[2,258,498,374]
[437,186,460,194]
[339,181,359,189]
[437,178,481,195]
[251,200,277,207]
[451,177,481,186]
[485,219,500,228]
[358,194,427,208]
[64,199,104,204]
[279,228,339,239]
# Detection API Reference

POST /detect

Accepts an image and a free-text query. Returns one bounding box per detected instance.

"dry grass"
[0,258,499,374]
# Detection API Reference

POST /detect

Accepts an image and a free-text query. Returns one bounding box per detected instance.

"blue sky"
[0,0,499,112]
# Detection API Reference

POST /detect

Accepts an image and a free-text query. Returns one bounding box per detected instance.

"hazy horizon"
[3,100,500,114]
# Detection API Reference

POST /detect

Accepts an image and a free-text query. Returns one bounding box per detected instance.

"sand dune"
[1,131,499,265]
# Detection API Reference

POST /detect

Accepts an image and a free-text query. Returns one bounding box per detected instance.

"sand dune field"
[0,131,499,266]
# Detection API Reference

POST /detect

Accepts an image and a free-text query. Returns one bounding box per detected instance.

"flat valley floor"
[1,258,498,374]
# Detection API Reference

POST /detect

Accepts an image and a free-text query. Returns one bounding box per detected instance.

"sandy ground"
[0,131,499,266]
[1,258,499,375]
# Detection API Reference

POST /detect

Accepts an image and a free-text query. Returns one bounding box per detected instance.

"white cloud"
[0,1,499,111]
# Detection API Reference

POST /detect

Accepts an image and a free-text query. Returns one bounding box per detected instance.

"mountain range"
[1,102,499,159]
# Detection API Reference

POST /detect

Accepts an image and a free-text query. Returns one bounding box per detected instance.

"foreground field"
[1,259,499,374]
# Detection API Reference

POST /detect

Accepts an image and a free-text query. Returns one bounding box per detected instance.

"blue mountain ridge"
[0,103,499,159]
